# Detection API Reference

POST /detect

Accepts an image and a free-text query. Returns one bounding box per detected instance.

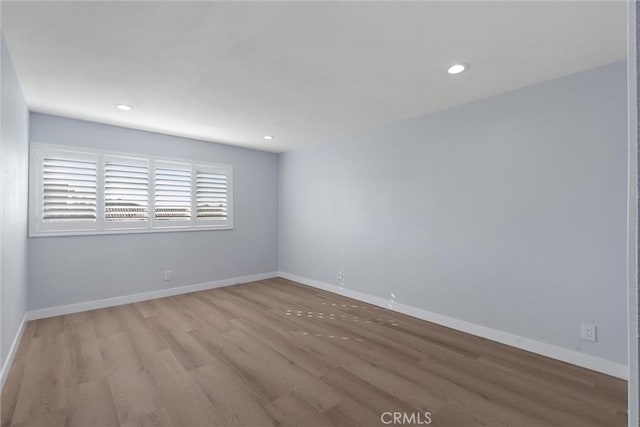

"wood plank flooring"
[1,278,627,426]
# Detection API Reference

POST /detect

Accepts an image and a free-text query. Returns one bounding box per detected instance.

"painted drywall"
[631,0,640,421]
[279,61,628,365]
[28,114,278,310]
[1,36,29,367]
[636,0,640,418]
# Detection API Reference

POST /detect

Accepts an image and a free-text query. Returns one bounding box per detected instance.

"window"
[43,156,97,223]
[30,144,233,236]
[154,162,192,223]
[195,166,230,221]
[104,156,149,226]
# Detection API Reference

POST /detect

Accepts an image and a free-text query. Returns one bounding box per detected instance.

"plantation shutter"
[154,162,192,221]
[31,144,233,236]
[105,157,149,223]
[195,168,229,221]
[42,156,97,222]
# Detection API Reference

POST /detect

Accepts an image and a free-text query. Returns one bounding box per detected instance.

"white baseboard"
[27,271,278,321]
[11,271,628,382]
[1,313,28,391]
[277,271,628,380]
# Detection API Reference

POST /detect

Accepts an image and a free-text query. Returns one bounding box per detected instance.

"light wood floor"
[1,278,627,427]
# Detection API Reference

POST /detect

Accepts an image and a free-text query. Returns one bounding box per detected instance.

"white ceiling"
[2,1,627,152]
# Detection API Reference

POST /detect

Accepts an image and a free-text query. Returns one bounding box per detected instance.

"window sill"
[29,224,233,238]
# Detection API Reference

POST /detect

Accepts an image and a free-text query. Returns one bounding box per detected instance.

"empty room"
[1,1,639,426]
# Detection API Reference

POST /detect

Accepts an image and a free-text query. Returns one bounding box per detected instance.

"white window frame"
[29,143,234,237]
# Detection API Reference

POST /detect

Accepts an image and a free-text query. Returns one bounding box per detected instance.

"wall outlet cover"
[581,323,597,342]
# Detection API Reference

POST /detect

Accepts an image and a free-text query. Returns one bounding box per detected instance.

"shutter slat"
[154,180,191,187]
[105,160,149,222]
[154,197,190,202]
[196,196,227,201]
[196,185,227,190]
[106,201,148,205]
[104,173,149,181]
[104,185,148,191]
[155,169,191,179]
[42,174,97,183]
[44,185,96,192]
[155,192,192,198]
[196,190,227,194]
[105,189,148,195]
[43,215,97,221]
[44,192,96,199]
[197,179,227,184]
[43,207,97,212]
[44,202,96,207]
[44,179,96,187]
[155,203,191,207]
[43,166,96,176]
[42,156,97,222]
[105,177,148,185]
[43,159,96,169]
[105,165,147,173]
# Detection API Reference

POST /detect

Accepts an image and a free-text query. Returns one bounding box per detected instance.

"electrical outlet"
[581,323,596,342]
[163,270,172,281]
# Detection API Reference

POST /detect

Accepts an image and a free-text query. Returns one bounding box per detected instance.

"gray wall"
[634,0,639,421]
[28,114,278,310]
[1,37,29,367]
[279,61,628,365]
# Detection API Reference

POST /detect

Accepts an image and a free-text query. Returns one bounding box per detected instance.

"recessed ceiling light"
[116,104,132,111]
[447,63,468,75]
[263,135,274,140]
